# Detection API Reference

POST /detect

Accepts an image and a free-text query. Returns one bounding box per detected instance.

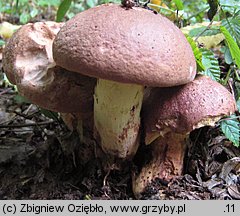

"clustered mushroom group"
[2,3,237,198]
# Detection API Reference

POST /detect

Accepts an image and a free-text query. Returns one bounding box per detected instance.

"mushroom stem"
[133,132,187,197]
[94,79,144,158]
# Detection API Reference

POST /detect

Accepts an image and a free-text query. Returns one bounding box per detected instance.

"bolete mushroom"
[133,75,237,198]
[53,3,196,159]
[2,21,96,133]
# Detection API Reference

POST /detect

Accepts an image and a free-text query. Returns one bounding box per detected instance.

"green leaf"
[40,108,59,121]
[200,48,221,81]
[237,99,240,112]
[86,0,96,8]
[185,35,205,71]
[221,115,240,147]
[56,0,72,22]
[30,8,39,18]
[220,26,240,69]
[188,26,221,37]
[221,12,240,45]
[19,13,30,24]
[19,0,28,4]
[0,39,5,46]
[220,0,240,13]
[13,95,30,104]
[38,0,60,6]
[173,0,184,10]
[221,46,233,64]
[236,83,240,98]
[0,5,12,14]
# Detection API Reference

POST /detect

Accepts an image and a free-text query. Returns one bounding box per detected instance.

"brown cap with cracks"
[144,75,237,136]
[3,21,96,113]
[53,4,196,87]
[133,75,237,198]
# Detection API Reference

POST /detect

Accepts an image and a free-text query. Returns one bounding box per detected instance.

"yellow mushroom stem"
[94,79,144,159]
[133,132,187,198]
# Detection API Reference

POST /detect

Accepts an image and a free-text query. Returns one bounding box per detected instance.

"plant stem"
[186,6,209,21]
[194,6,221,43]
[0,120,54,128]
[223,68,232,85]
[147,3,176,14]
[219,115,240,122]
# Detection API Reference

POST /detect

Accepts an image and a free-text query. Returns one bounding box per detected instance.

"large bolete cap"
[53,3,196,87]
[144,75,237,138]
[3,21,96,113]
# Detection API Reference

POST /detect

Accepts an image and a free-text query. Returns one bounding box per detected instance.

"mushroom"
[2,21,96,134]
[52,3,196,159]
[133,75,237,198]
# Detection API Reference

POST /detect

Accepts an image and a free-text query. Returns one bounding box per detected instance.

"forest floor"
[0,53,240,199]
[0,11,239,199]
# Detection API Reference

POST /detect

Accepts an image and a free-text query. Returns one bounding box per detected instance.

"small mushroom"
[53,4,196,159]
[133,75,237,198]
[2,22,96,132]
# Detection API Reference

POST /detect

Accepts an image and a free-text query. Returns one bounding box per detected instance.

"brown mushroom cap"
[53,4,196,87]
[133,75,237,197]
[2,21,96,113]
[3,21,62,84]
[17,65,96,113]
[143,75,237,135]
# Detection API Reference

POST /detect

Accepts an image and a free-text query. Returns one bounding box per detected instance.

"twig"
[227,76,235,98]
[65,182,80,190]
[103,169,111,187]
[186,6,209,21]
[223,68,232,86]
[219,116,240,122]
[234,69,240,81]
[103,169,111,199]
[0,120,54,128]
[13,110,40,119]
[0,88,12,96]
[147,3,176,14]
[0,137,23,141]
[194,6,221,43]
